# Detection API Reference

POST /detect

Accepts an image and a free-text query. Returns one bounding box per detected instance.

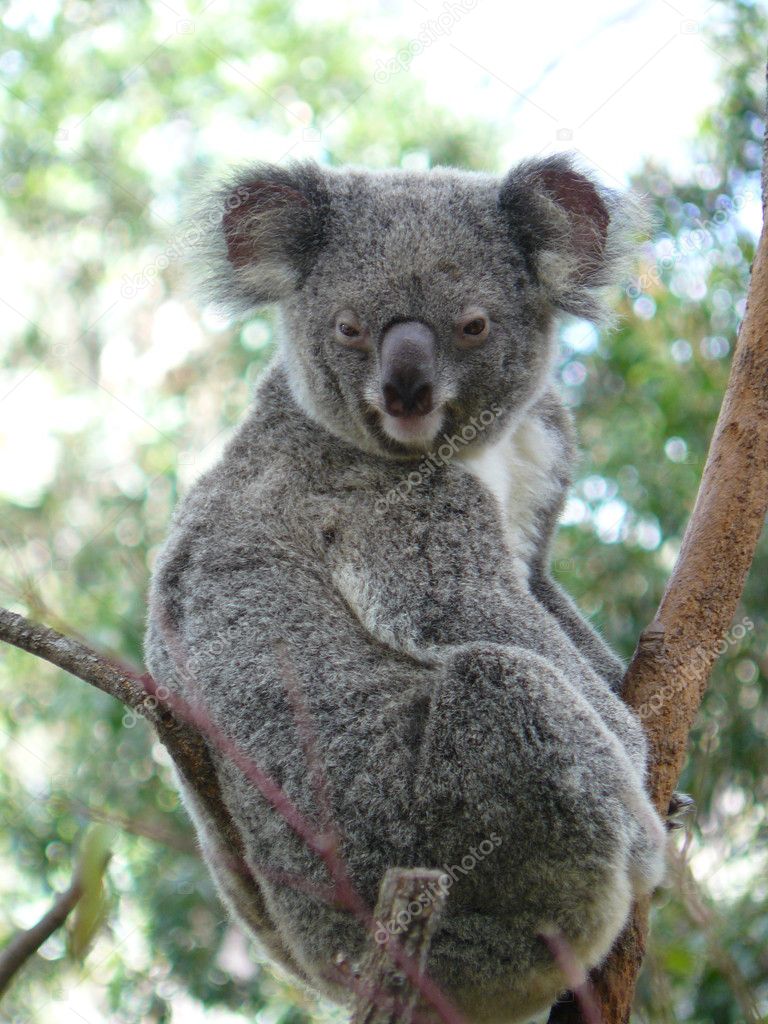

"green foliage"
[0,1,766,1021]
[67,823,114,961]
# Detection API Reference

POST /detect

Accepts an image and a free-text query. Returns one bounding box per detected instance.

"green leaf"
[67,824,115,962]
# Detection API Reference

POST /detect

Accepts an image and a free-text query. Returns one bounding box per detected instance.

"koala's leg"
[173,768,311,985]
[414,642,665,1001]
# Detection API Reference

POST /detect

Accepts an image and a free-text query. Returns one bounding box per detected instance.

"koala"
[145,155,667,1023]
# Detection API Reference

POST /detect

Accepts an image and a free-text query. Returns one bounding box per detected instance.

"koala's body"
[145,158,666,1023]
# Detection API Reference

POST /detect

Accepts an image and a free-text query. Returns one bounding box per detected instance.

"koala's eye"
[463,318,486,336]
[456,309,490,349]
[334,311,370,351]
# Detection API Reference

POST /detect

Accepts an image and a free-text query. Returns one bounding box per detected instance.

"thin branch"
[0,608,153,719]
[0,611,238,880]
[0,878,81,997]
[0,607,302,979]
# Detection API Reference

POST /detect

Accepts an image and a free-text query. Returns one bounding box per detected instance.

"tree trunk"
[548,64,768,1024]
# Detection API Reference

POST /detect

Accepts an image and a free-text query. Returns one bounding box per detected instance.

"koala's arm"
[145,530,445,989]
[525,392,626,691]
[529,568,625,690]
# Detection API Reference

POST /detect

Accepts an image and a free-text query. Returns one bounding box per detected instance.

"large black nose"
[380,320,436,418]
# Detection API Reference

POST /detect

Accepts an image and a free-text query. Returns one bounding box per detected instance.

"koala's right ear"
[499,154,644,324]
[191,161,329,315]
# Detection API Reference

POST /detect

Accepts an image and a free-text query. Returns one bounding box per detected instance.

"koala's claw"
[666,791,695,830]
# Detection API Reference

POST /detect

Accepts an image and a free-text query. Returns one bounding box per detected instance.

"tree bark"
[350,869,450,1024]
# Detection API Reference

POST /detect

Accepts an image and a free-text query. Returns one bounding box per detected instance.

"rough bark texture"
[549,69,768,1024]
[351,869,450,1024]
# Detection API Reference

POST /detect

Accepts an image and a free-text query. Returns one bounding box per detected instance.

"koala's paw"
[666,791,695,831]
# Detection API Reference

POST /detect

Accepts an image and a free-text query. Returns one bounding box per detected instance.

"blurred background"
[0,0,766,1021]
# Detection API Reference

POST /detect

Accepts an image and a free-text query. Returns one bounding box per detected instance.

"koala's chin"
[379,407,445,448]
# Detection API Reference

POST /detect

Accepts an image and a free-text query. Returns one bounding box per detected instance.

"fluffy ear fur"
[499,154,644,323]
[189,161,329,314]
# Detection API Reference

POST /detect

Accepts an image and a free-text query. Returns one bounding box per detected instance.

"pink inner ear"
[222,181,310,268]
[537,167,610,264]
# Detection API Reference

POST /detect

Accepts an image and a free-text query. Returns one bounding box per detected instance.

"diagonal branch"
[0,609,154,719]
[0,877,81,997]
[0,608,235,867]
[0,606,303,980]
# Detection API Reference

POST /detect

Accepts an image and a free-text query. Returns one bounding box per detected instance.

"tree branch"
[0,878,81,997]
[0,608,153,718]
[0,606,305,982]
[351,869,451,1024]
[548,65,768,1024]
[0,609,233,861]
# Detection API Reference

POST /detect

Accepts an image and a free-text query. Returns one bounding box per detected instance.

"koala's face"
[201,158,632,456]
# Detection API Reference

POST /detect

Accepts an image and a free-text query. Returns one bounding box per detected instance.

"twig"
[0,878,81,997]
[0,608,153,719]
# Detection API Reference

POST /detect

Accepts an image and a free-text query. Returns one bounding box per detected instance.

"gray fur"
[146,155,665,1023]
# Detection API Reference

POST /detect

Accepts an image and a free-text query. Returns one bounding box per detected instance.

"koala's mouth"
[379,406,445,448]
[361,401,446,454]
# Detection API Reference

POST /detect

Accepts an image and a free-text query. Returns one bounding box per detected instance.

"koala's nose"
[380,320,436,418]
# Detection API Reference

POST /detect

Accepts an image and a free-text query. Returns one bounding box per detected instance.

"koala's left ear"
[499,155,643,322]
[191,161,329,315]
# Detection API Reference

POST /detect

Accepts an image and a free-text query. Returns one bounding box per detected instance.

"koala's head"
[195,157,639,457]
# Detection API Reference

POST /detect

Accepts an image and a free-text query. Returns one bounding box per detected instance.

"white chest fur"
[459,416,562,565]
